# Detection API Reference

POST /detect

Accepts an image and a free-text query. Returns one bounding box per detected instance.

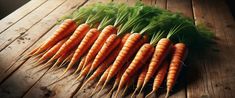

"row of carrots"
[26,2,213,98]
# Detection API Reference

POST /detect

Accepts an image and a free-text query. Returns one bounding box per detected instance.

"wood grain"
[0,0,66,51]
[0,0,234,98]
[0,0,47,34]
[0,0,87,97]
[188,0,235,97]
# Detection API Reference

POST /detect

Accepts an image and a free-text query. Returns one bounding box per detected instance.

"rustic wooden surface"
[0,0,234,98]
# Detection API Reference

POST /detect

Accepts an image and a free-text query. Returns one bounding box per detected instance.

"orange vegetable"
[63,28,100,76]
[88,34,121,75]
[141,38,172,92]
[166,43,187,98]
[145,60,169,98]
[84,25,117,66]
[33,19,77,55]
[116,43,155,97]
[103,33,146,90]
[37,38,68,63]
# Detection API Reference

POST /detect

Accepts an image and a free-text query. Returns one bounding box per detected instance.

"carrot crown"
[166,24,184,39]
[113,4,129,27]
[150,31,165,46]
[117,4,157,36]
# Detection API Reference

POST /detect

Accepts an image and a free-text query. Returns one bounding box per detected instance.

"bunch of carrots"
[26,2,213,98]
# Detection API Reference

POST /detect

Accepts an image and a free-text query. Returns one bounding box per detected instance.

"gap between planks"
[1,1,87,97]
[0,0,67,52]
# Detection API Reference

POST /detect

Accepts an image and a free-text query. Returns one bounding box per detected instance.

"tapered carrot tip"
[78,80,90,92]
[138,83,146,96]
[114,87,121,98]
[96,84,107,97]
[84,71,90,80]
[165,90,170,98]
[131,88,138,98]
[121,85,128,97]
[107,84,116,97]
[90,86,99,97]
[145,91,154,98]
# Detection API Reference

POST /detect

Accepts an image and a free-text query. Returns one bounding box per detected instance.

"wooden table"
[0,0,234,98]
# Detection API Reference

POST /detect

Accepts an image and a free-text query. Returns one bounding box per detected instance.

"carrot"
[62,28,100,76]
[84,25,117,66]
[145,60,169,98]
[50,50,75,72]
[48,23,90,62]
[37,38,68,64]
[131,64,149,98]
[75,60,94,80]
[90,66,111,96]
[105,62,131,98]
[103,33,144,89]
[115,43,155,97]
[140,25,183,93]
[73,57,86,75]
[88,34,121,75]
[32,19,77,56]
[166,43,187,98]
[139,38,171,91]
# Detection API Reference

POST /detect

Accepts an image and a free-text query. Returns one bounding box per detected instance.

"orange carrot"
[33,19,77,55]
[88,34,121,75]
[48,23,90,62]
[37,38,68,64]
[106,62,130,97]
[131,64,149,98]
[140,38,172,92]
[50,50,75,71]
[73,57,86,75]
[75,60,93,80]
[166,43,187,98]
[103,33,145,89]
[84,25,117,66]
[145,60,169,98]
[116,43,155,97]
[80,33,131,92]
[90,66,111,96]
[62,28,100,76]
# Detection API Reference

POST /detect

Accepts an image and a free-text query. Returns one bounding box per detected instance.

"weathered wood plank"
[188,0,235,97]
[0,0,67,51]
[155,0,167,9]
[142,0,156,6]
[167,0,193,18]
[0,0,87,97]
[23,0,114,98]
[0,0,84,80]
[0,0,48,34]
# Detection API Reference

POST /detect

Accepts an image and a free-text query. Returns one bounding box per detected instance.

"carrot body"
[91,66,111,96]
[132,64,149,98]
[84,25,117,65]
[33,19,77,55]
[50,50,74,71]
[110,63,130,92]
[64,28,100,74]
[89,34,121,73]
[51,23,90,61]
[143,38,172,88]
[73,57,86,75]
[77,61,93,79]
[105,33,144,85]
[166,43,187,97]
[117,43,154,94]
[146,61,169,98]
[38,38,67,63]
